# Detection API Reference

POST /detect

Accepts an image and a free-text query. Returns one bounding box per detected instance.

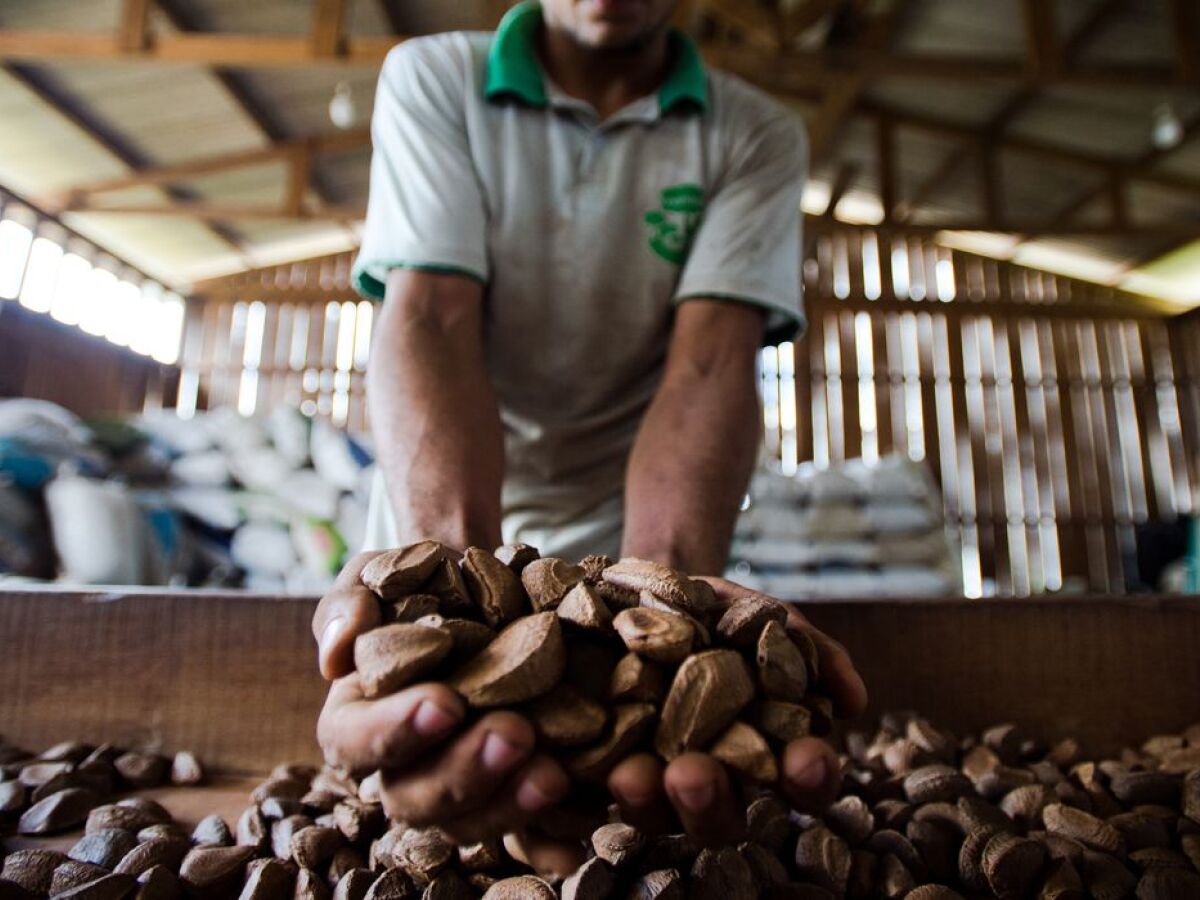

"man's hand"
[313,557,867,857]
[602,577,868,847]
[313,552,570,844]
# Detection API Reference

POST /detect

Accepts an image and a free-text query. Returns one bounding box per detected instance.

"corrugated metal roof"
[0,0,1194,304]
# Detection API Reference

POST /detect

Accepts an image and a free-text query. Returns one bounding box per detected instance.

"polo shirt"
[356,1,807,560]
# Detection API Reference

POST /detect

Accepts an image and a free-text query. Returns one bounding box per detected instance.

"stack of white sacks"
[726,455,960,599]
[0,399,373,592]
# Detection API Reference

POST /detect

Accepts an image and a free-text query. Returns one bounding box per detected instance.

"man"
[313,0,866,871]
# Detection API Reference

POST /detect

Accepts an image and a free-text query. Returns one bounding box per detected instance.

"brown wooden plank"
[978,315,1014,594]
[839,310,862,460]
[929,312,961,534]
[794,334,814,467]
[962,316,999,591]
[1016,317,1063,590]
[810,315,831,468]
[1085,319,1127,588]
[1001,317,1039,594]
[916,309,941,469]
[871,308,894,459]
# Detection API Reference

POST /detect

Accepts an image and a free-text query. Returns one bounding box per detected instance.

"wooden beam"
[1168,0,1200,82]
[1,62,247,260]
[285,146,311,217]
[805,160,858,259]
[806,0,911,164]
[0,30,397,67]
[118,0,154,53]
[58,130,370,199]
[1061,0,1129,59]
[59,200,365,221]
[900,0,1128,220]
[803,217,1200,238]
[1021,0,1060,75]
[708,44,1197,90]
[858,99,1200,197]
[2,26,1191,87]
[979,144,1001,225]
[782,0,843,42]
[704,0,781,52]
[900,89,1033,216]
[64,192,1195,237]
[0,184,161,285]
[312,0,349,58]
[1041,107,1200,231]
[376,0,406,37]
[877,114,896,222]
[153,0,344,208]
[825,162,860,219]
[1107,167,1128,231]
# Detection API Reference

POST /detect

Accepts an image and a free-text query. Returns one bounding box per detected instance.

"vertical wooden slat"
[1169,315,1200,511]
[886,312,908,456]
[810,316,830,469]
[871,308,894,458]
[976,316,1012,594]
[916,309,940,467]
[931,312,961,544]
[1017,318,1062,591]
[994,318,1035,595]
[839,310,862,460]
[794,332,813,468]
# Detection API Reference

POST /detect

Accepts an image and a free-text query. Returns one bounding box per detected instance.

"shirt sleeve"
[353,40,489,301]
[675,113,807,343]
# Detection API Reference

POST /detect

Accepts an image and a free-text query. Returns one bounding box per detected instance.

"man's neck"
[536,25,672,121]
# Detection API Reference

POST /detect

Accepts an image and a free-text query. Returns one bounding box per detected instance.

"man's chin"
[577,21,655,51]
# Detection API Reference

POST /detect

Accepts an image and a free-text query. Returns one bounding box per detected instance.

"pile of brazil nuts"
[0,740,203,837]
[5,713,1200,898]
[350,542,830,793]
[4,541,1200,898]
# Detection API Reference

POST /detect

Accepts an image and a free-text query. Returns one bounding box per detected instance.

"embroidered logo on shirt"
[643,183,704,265]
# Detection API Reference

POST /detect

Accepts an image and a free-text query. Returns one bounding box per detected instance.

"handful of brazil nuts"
[352,542,829,787]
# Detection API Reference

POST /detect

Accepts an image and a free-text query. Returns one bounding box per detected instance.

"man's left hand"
[599,576,868,847]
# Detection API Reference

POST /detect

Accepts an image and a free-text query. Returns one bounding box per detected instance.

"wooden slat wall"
[761,231,1200,596]
[0,302,179,416]
[187,235,1200,596]
[180,251,370,431]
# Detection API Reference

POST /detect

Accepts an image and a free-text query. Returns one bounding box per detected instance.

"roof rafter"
[153,0,344,208]
[54,130,370,218]
[854,98,1200,198]
[0,60,247,260]
[1038,108,1200,233]
[899,0,1130,222]
[0,24,1194,91]
[807,0,914,165]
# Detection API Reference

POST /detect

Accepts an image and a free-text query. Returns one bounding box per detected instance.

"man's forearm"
[622,334,761,574]
[367,273,504,551]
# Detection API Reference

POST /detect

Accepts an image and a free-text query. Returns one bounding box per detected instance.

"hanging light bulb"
[1151,103,1184,150]
[329,81,356,130]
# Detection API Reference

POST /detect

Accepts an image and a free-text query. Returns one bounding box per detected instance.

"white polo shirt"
[356,1,807,560]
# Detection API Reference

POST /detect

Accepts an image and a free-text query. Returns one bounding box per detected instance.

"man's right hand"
[312,552,571,843]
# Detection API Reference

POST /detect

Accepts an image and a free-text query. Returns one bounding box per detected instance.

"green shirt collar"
[484,1,708,114]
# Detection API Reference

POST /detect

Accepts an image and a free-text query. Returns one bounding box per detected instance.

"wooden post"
[877,114,897,223]
[285,145,312,218]
[979,144,1002,228]
[1021,0,1060,76]
[312,0,349,58]
[1168,0,1199,82]
[118,0,154,53]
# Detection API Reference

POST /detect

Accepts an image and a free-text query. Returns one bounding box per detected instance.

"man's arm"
[367,267,505,551]
[621,298,764,574]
